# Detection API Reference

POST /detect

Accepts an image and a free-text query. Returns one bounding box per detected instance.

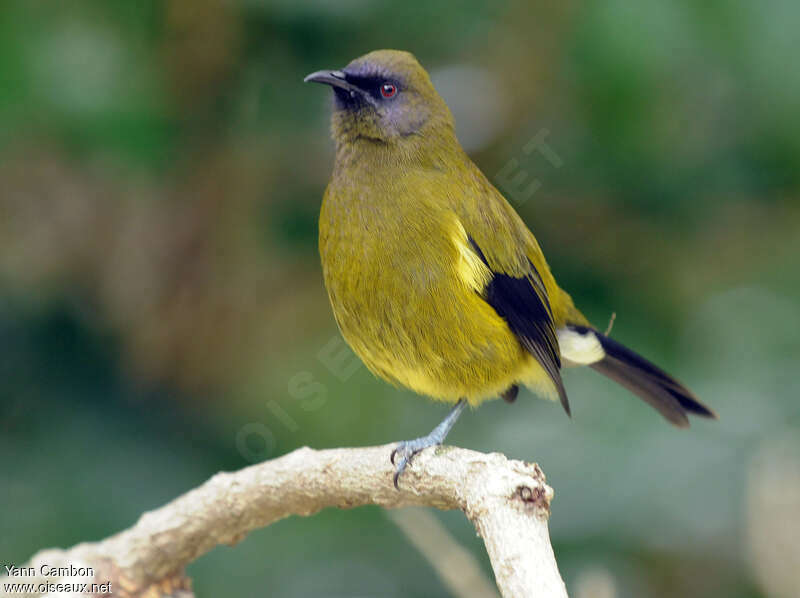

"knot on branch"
[517,484,547,508]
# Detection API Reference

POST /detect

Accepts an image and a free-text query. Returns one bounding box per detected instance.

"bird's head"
[305,50,456,149]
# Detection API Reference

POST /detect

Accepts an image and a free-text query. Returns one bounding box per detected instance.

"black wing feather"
[468,238,569,414]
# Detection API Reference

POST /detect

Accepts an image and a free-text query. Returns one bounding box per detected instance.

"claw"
[391,445,414,489]
[390,440,428,489]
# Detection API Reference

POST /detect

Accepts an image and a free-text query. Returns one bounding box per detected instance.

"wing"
[467,236,570,415]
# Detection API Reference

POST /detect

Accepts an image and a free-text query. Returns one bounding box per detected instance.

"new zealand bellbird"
[305,50,716,486]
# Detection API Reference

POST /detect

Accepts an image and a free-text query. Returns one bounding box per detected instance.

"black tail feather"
[569,325,717,427]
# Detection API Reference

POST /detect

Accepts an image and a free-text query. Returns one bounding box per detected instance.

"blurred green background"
[2,1,799,597]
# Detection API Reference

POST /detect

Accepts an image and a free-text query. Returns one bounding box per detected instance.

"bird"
[305,50,716,487]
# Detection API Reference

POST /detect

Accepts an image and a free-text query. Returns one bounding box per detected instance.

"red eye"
[380,83,397,98]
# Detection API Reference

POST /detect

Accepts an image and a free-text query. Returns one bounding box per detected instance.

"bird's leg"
[391,398,467,488]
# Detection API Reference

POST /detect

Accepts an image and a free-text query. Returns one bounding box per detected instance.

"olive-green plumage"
[308,50,716,428]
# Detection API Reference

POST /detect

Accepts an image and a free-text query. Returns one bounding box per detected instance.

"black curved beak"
[303,70,361,94]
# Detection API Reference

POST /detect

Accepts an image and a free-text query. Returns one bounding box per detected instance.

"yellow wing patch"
[452,219,492,293]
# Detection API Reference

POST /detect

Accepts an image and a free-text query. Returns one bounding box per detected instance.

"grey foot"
[390,435,441,489]
[390,399,467,489]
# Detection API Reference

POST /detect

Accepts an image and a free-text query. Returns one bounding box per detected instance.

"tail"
[564,325,717,427]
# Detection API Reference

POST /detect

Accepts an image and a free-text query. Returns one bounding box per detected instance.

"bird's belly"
[328,276,554,405]
[361,345,556,406]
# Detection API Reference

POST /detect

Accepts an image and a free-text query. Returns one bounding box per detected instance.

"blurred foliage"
[1,1,798,597]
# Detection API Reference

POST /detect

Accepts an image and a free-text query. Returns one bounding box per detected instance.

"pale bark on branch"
[4,445,568,598]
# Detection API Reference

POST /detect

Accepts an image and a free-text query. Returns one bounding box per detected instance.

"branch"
[4,445,568,598]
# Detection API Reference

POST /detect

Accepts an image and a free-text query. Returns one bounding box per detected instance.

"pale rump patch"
[557,327,605,366]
